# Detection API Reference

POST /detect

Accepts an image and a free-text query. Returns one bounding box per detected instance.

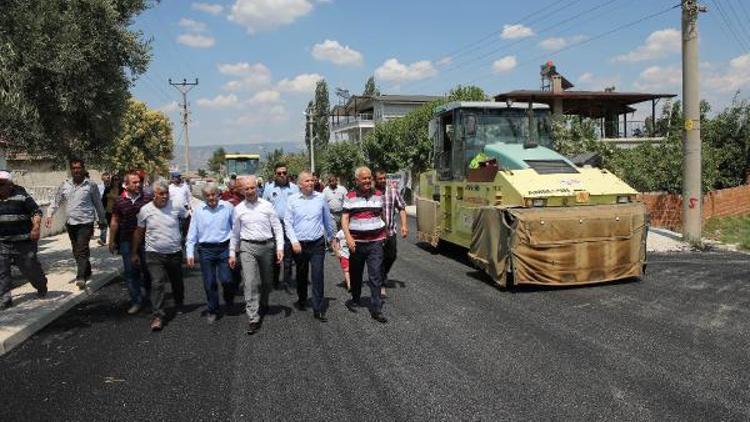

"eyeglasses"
[276,171,287,175]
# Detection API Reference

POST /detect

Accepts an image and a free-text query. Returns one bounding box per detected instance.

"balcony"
[331,113,374,132]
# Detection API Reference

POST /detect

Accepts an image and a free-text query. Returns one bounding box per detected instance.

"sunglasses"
[276,171,288,175]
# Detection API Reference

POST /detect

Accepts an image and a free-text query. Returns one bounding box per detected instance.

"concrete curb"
[0,269,121,356]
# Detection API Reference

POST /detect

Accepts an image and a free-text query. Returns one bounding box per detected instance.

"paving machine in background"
[416,101,648,287]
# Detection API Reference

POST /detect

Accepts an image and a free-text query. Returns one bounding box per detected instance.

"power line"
[720,0,750,47]
[709,0,750,53]
[466,3,681,86]
[404,0,624,92]
[169,78,199,174]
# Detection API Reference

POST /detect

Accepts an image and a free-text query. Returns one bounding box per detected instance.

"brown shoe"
[150,317,163,331]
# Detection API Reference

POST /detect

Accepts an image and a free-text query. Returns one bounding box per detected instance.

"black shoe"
[313,312,328,322]
[371,312,388,324]
[345,299,358,313]
[294,300,307,311]
[37,287,48,299]
[246,321,261,335]
[1,299,12,310]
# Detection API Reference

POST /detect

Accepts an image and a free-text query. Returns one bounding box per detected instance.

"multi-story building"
[330,94,442,142]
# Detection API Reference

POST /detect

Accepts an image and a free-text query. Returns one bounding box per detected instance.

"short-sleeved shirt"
[0,185,42,242]
[136,200,186,254]
[342,188,386,242]
[113,190,153,243]
[322,185,348,213]
[383,185,406,236]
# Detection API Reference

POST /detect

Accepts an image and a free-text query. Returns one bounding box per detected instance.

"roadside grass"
[704,214,750,250]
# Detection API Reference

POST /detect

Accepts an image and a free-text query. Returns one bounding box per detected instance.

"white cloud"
[311,40,363,66]
[176,33,215,48]
[538,35,587,51]
[277,73,323,93]
[218,63,273,92]
[232,104,288,126]
[613,28,680,63]
[246,89,282,105]
[500,24,534,40]
[576,72,620,90]
[192,2,224,15]
[633,65,681,91]
[228,0,314,34]
[178,18,207,32]
[436,56,453,67]
[492,56,517,73]
[158,101,180,113]
[704,54,750,93]
[374,58,437,83]
[197,94,240,108]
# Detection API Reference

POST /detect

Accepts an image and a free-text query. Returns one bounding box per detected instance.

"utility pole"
[681,1,705,243]
[169,78,199,174]
[305,105,315,173]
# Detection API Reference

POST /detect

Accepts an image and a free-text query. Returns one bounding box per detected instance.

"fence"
[642,184,750,230]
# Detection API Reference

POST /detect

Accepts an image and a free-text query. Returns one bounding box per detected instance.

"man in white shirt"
[229,176,284,335]
[132,180,187,332]
[321,175,347,229]
[168,172,192,210]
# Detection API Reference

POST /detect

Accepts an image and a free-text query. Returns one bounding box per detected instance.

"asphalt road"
[1,222,749,421]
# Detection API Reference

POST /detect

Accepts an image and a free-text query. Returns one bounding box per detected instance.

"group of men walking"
[0,158,409,335]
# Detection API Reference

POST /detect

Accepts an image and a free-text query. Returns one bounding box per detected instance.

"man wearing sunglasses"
[262,162,299,291]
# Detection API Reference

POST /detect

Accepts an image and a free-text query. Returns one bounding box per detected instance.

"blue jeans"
[293,237,326,312]
[119,240,150,305]
[198,244,233,314]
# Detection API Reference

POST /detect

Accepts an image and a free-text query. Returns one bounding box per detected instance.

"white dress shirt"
[230,198,284,257]
[169,182,192,209]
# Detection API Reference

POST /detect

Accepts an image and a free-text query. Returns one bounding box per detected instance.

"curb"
[0,269,121,356]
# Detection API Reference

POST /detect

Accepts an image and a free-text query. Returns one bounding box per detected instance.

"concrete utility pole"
[681,1,705,243]
[305,107,315,174]
[169,78,199,174]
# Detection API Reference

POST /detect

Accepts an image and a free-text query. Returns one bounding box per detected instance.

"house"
[330,94,443,142]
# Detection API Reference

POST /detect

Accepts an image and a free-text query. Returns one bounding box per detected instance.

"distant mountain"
[170,142,306,172]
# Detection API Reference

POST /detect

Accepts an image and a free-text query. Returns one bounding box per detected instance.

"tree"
[260,148,285,179]
[321,141,366,187]
[207,147,226,173]
[363,76,380,96]
[313,80,330,148]
[0,0,153,161]
[448,85,486,101]
[102,99,174,177]
[197,168,207,178]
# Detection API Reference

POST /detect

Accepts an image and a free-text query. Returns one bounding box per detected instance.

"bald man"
[230,176,284,335]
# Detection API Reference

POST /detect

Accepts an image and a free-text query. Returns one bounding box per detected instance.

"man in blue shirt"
[186,182,235,323]
[284,171,336,321]
[262,162,299,291]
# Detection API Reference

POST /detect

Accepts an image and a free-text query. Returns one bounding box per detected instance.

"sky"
[130,0,750,148]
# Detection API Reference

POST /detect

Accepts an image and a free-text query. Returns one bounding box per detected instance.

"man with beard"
[374,170,408,298]
[109,171,153,315]
[262,162,298,290]
[46,159,106,289]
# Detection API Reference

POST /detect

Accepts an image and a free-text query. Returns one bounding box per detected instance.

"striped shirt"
[342,188,385,242]
[383,185,406,236]
[0,185,42,242]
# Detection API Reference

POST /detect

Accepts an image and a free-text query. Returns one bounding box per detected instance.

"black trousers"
[66,223,94,280]
[272,228,294,287]
[350,240,384,314]
[382,233,398,282]
[145,251,184,318]
[293,237,326,312]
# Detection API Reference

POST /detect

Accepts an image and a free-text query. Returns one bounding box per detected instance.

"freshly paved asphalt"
[1,221,749,421]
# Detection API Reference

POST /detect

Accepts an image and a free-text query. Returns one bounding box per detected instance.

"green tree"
[197,168,207,178]
[207,147,226,173]
[313,80,330,148]
[321,141,366,186]
[102,99,173,176]
[0,0,153,160]
[363,76,380,96]
[448,85,486,101]
[261,148,285,179]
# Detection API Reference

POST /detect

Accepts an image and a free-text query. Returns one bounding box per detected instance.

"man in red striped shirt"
[341,166,387,323]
